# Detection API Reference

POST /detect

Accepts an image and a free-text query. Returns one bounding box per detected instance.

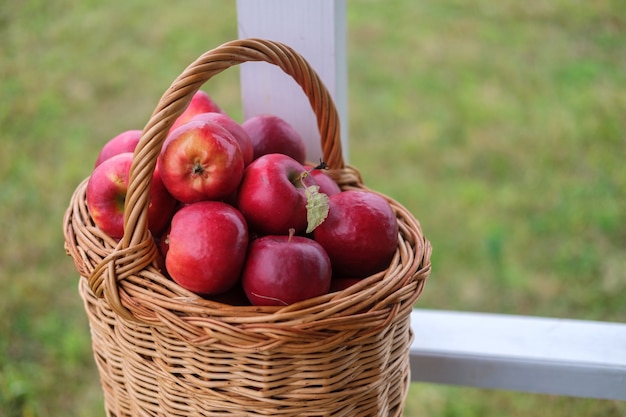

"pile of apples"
[86,91,399,306]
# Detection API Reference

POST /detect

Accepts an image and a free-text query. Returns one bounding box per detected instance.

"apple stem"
[313,159,328,171]
[288,228,295,243]
[297,160,328,189]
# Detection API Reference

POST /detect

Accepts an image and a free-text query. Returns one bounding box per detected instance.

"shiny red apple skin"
[159,120,244,204]
[190,112,254,166]
[241,114,307,163]
[242,234,331,306]
[94,129,142,167]
[313,190,399,278]
[236,153,318,236]
[165,201,248,295]
[169,90,223,133]
[86,152,178,239]
[304,165,342,196]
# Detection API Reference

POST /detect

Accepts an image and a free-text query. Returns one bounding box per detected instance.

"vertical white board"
[236,0,348,163]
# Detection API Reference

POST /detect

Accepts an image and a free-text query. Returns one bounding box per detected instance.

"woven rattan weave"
[63,38,432,417]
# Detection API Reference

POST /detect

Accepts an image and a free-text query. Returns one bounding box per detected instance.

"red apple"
[157,224,171,258]
[190,112,254,166]
[169,90,223,133]
[304,164,342,196]
[242,231,331,306]
[94,129,142,167]
[329,277,362,292]
[236,153,318,236]
[86,152,178,239]
[159,119,244,203]
[313,190,399,278]
[152,239,168,277]
[241,114,306,163]
[165,201,248,295]
[149,162,181,236]
[204,282,251,306]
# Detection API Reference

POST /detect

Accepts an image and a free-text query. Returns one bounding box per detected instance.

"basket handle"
[88,38,344,317]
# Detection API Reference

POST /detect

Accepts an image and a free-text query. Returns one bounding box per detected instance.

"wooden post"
[236,0,348,163]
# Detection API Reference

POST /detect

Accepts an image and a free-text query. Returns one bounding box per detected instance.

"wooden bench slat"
[409,309,626,400]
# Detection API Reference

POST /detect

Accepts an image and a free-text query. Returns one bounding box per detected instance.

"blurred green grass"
[1,0,624,416]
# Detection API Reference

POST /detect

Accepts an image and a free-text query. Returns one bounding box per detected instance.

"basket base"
[79,278,414,417]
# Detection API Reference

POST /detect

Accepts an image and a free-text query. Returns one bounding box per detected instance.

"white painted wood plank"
[236,0,348,164]
[410,309,626,400]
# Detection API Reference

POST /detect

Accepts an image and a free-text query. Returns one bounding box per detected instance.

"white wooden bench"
[409,309,626,401]
[236,0,626,402]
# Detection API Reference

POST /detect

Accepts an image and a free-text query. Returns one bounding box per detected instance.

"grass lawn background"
[1,1,624,415]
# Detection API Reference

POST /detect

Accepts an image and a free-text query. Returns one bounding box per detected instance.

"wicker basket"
[63,38,432,417]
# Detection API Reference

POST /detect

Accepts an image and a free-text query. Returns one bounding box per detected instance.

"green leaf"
[305,185,330,233]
